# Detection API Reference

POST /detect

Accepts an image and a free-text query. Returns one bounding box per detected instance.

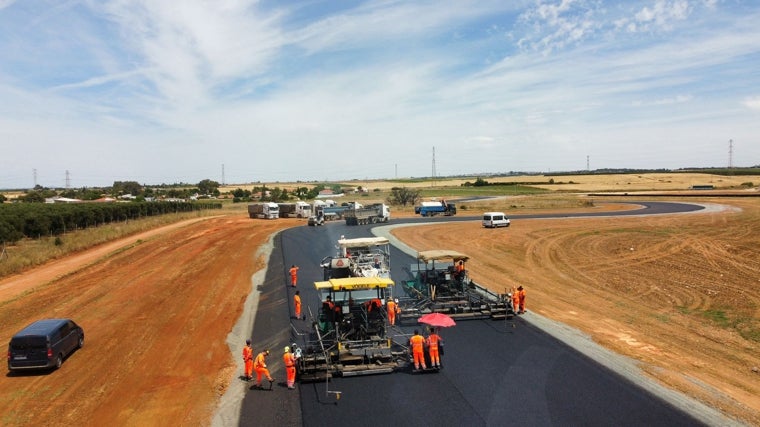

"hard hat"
[284,346,290,353]
[395,299,399,303]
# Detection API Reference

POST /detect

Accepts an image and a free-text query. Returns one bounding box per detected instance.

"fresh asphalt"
[239,202,724,427]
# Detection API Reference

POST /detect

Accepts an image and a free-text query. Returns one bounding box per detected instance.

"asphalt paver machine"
[400,250,515,322]
[297,277,409,381]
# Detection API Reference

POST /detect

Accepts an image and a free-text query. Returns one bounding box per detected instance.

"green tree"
[197,179,220,195]
[387,187,420,206]
[20,190,46,203]
[112,181,143,196]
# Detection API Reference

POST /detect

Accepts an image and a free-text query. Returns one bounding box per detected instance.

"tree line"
[0,201,221,244]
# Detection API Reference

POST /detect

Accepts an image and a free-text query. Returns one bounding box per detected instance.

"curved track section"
[240,202,727,426]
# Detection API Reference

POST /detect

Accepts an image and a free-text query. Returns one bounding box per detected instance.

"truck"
[278,201,312,218]
[247,202,279,219]
[414,200,456,217]
[313,200,348,220]
[343,203,391,225]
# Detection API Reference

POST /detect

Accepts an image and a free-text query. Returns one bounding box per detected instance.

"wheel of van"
[55,354,63,369]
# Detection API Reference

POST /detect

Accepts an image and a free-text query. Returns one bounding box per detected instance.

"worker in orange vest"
[293,290,302,320]
[253,349,274,388]
[242,339,254,381]
[511,286,520,315]
[409,329,427,370]
[387,298,400,326]
[283,346,297,389]
[426,328,443,368]
[517,285,526,314]
[289,264,299,287]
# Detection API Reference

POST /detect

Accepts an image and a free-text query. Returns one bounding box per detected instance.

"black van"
[7,319,84,371]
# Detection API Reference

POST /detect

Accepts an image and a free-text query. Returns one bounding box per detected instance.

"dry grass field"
[0,173,758,425]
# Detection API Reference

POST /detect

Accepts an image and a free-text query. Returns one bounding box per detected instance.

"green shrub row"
[0,201,221,243]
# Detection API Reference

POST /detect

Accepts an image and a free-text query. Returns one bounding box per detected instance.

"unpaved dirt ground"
[1,198,758,426]
[0,216,298,426]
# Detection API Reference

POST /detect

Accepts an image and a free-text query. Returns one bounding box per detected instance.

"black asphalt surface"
[240,202,709,427]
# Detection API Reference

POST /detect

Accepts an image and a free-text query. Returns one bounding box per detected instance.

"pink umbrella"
[417,312,456,328]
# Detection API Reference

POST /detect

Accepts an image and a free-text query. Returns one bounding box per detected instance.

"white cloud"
[743,96,760,111]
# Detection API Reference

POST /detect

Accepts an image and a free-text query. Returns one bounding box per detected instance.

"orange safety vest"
[426,334,441,351]
[410,334,425,352]
[387,300,398,314]
[254,352,267,369]
[243,345,253,361]
[294,294,301,307]
[289,266,299,277]
[283,352,296,368]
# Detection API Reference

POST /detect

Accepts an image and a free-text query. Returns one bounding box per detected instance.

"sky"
[1,0,759,189]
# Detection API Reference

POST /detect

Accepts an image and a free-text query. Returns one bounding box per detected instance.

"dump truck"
[247,202,279,219]
[278,201,312,218]
[320,236,391,280]
[400,250,514,322]
[313,200,348,220]
[343,203,390,225]
[415,200,456,217]
[295,277,409,382]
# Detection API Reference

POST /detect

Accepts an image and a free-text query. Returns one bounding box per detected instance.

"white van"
[482,212,510,228]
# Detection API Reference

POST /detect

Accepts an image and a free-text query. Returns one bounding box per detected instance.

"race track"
[239,202,724,427]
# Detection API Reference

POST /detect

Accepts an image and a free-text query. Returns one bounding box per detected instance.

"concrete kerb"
[372,220,738,427]
[212,231,277,427]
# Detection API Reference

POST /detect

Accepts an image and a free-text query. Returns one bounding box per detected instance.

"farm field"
[0,176,758,425]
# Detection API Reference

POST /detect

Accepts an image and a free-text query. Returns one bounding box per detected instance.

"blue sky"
[1,0,758,189]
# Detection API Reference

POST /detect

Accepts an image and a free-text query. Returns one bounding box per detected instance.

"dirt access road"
[1,199,759,426]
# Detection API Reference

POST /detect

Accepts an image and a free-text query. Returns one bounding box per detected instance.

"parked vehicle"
[343,203,391,225]
[278,201,312,218]
[482,212,510,228]
[7,318,84,371]
[248,202,279,219]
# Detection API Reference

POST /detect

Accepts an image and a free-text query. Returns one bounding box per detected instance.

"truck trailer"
[278,201,312,218]
[343,203,390,225]
[247,202,279,219]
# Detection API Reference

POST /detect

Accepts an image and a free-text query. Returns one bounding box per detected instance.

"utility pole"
[222,163,225,185]
[728,139,733,169]
[65,170,71,189]
[586,155,590,171]
[431,146,436,187]
[33,168,37,188]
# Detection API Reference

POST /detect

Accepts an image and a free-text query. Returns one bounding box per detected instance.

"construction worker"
[426,328,443,368]
[283,346,297,389]
[293,290,302,320]
[409,329,426,370]
[511,286,520,315]
[387,298,399,326]
[242,339,254,381]
[253,349,274,388]
[517,285,526,314]
[364,297,382,313]
[289,264,299,287]
[455,260,465,277]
